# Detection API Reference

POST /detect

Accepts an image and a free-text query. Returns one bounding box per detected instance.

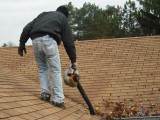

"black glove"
[18,45,27,56]
[71,63,77,70]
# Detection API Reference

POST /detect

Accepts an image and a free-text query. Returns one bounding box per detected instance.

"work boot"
[51,101,66,109]
[40,92,51,102]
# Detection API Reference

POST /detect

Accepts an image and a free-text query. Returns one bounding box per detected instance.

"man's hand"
[71,63,77,70]
[18,45,27,56]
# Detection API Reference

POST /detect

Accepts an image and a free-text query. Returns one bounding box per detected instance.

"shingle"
[0,111,11,119]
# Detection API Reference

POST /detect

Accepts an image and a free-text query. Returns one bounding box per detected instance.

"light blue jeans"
[32,35,65,103]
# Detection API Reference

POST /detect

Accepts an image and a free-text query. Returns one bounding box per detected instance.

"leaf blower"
[64,68,96,115]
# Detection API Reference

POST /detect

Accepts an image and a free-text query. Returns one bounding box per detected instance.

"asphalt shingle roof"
[0,65,99,120]
[0,36,160,119]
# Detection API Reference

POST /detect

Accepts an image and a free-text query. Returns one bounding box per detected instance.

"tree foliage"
[122,0,140,37]
[1,41,15,47]
[137,0,160,35]
[66,0,160,40]
[67,2,125,40]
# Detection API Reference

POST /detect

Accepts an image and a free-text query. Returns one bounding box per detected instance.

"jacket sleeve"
[19,12,46,46]
[61,18,76,63]
[19,19,36,46]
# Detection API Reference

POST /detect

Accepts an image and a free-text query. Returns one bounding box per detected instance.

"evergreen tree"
[137,0,160,35]
[122,0,140,37]
[66,1,147,40]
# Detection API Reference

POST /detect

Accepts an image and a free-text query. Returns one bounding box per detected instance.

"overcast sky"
[0,0,136,46]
